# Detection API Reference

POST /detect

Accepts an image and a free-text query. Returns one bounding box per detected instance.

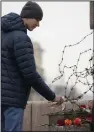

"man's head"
[20,1,43,31]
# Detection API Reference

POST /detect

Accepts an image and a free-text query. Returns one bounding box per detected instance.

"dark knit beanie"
[20,1,43,20]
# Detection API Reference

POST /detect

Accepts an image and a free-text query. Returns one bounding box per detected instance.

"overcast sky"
[2,2,93,98]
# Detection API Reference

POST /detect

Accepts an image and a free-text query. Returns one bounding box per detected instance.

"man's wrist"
[52,93,56,101]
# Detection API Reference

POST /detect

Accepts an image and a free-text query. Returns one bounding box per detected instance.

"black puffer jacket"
[1,13,55,108]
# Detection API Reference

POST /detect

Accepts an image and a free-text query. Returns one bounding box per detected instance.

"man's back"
[1,13,31,108]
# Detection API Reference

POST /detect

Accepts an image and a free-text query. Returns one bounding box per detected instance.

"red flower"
[87,116,92,122]
[80,105,86,109]
[73,118,81,126]
[57,119,65,126]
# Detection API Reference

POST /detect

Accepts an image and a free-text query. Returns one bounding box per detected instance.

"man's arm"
[13,32,55,101]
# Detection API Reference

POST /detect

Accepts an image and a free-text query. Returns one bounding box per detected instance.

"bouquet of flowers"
[49,100,93,131]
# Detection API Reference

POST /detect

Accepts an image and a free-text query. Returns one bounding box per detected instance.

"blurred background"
[2,1,93,101]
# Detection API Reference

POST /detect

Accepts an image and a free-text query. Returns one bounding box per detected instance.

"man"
[1,1,64,131]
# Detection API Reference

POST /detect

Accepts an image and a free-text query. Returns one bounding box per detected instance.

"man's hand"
[53,96,65,105]
[48,96,66,110]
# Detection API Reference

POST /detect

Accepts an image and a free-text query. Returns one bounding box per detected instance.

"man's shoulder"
[13,30,31,43]
[13,30,27,37]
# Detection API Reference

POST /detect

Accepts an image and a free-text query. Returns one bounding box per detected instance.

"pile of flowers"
[56,116,92,127]
[57,117,82,126]
[55,101,93,131]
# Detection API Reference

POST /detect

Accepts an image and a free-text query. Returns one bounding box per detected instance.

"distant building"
[33,41,44,79]
[28,41,45,101]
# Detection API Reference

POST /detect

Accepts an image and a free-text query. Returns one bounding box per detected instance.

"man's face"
[26,18,40,31]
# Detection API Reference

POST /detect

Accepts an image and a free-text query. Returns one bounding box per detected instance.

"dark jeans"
[1,105,24,132]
